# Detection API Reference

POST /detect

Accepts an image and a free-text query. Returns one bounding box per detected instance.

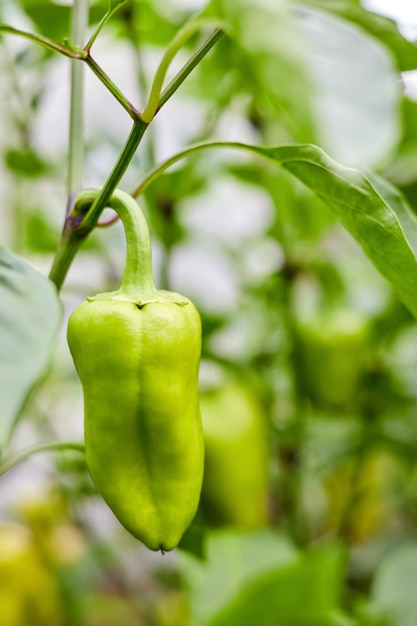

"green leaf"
[23,210,61,254]
[297,6,401,167]
[204,0,401,160]
[264,144,417,317]
[302,0,417,72]
[20,3,106,43]
[117,0,183,48]
[178,506,207,559]
[5,146,49,178]
[20,3,71,42]
[0,246,62,456]
[371,544,417,626]
[136,141,417,320]
[210,543,345,626]
[204,0,316,141]
[382,98,417,196]
[180,530,345,626]
[180,529,299,626]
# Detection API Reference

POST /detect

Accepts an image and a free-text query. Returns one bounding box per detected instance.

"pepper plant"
[2,0,417,624]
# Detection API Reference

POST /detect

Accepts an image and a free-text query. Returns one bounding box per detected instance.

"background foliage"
[2,0,417,624]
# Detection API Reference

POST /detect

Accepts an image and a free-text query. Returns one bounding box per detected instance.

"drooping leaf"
[136,141,417,320]
[0,246,62,456]
[264,144,417,318]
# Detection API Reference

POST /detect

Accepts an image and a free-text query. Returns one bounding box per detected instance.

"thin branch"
[85,55,139,118]
[0,22,86,59]
[0,442,85,477]
[157,27,224,113]
[49,118,148,291]
[84,0,128,53]
[141,22,225,123]
[67,0,89,198]
[131,140,237,198]
[49,23,225,291]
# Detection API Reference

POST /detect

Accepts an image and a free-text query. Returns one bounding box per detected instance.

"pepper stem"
[73,188,157,300]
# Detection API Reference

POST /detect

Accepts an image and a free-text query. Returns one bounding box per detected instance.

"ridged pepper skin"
[67,189,203,552]
[68,297,202,551]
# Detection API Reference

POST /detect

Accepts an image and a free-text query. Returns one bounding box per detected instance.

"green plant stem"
[0,21,136,119]
[0,22,137,121]
[0,23,86,58]
[73,188,156,296]
[157,27,224,113]
[67,0,89,198]
[49,118,148,291]
[0,442,85,477]
[124,6,157,171]
[49,28,225,292]
[85,55,138,117]
[141,22,224,123]
[132,140,234,197]
[81,119,148,232]
[48,225,89,292]
[85,0,128,52]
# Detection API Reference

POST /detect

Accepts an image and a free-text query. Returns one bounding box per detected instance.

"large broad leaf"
[179,529,298,625]
[204,0,316,142]
[267,144,417,317]
[0,246,62,456]
[137,141,417,320]
[204,0,400,165]
[303,0,417,72]
[179,529,346,626]
[296,6,401,167]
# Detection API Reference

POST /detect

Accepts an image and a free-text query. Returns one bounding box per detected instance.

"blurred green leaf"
[383,98,417,206]
[144,162,207,248]
[209,542,346,626]
[178,507,207,559]
[20,3,71,41]
[18,1,108,43]
[371,544,417,626]
[180,529,299,626]
[180,530,346,626]
[297,6,401,167]
[116,0,186,48]
[5,146,50,178]
[303,0,417,72]
[0,246,61,455]
[23,210,60,254]
[205,0,316,141]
